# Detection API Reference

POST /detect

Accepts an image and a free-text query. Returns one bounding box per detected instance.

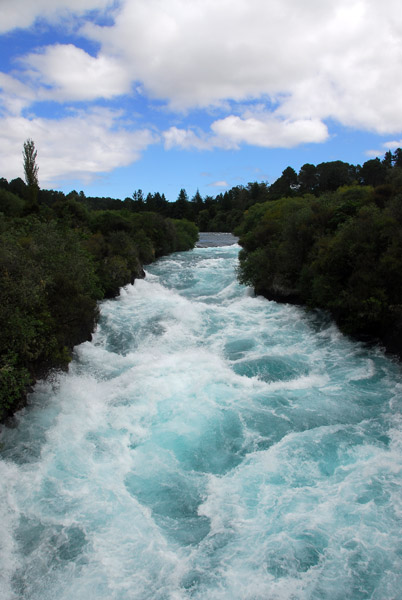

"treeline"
[0,177,198,421]
[0,177,264,233]
[4,149,399,236]
[23,148,402,233]
[236,150,402,357]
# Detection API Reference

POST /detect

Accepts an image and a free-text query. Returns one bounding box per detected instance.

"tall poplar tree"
[23,138,39,187]
[22,138,39,208]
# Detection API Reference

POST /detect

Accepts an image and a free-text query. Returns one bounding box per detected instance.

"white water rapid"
[1,233,402,600]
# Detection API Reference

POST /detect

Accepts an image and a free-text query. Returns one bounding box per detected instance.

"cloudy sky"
[1,0,402,200]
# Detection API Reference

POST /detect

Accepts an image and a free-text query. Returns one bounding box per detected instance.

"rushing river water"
[1,233,402,600]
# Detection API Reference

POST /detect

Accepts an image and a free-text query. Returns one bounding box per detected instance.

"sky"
[1,0,402,202]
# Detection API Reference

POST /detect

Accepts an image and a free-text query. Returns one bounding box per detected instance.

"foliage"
[30,148,398,234]
[22,139,39,188]
[0,188,25,217]
[170,219,199,251]
[0,178,198,421]
[22,139,40,209]
[0,219,101,420]
[237,183,402,356]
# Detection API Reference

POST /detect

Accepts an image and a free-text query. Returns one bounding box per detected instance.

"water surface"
[1,233,402,600]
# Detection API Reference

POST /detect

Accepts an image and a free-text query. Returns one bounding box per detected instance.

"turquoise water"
[1,234,402,600]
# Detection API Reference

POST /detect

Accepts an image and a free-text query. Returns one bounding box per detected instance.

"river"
[1,233,402,600]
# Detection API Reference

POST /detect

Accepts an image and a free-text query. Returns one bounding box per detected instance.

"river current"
[1,233,402,600]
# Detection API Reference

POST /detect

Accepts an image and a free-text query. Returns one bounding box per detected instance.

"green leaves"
[0,219,100,418]
[237,184,402,351]
[0,198,199,419]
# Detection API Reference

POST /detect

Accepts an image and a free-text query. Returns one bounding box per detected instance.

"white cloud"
[366,139,402,157]
[22,44,132,101]
[0,0,114,34]
[162,115,328,151]
[365,149,383,158]
[3,0,402,160]
[0,73,36,115]
[211,116,329,148]
[382,140,402,151]
[163,126,211,150]
[81,0,402,134]
[209,181,228,188]
[0,109,157,185]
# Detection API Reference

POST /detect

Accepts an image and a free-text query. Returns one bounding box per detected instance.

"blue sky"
[1,0,402,202]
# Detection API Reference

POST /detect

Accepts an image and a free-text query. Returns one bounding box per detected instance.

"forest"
[1,145,402,420]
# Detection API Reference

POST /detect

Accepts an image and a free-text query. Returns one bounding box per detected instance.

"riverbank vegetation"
[0,159,197,421]
[236,150,402,358]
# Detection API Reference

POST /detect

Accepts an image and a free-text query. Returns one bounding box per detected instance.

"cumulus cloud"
[0,73,36,115]
[0,0,114,34]
[0,109,157,185]
[211,116,329,148]
[81,0,402,134]
[21,44,132,102]
[162,115,328,150]
[2,0,402,171]
[163,126,212,150]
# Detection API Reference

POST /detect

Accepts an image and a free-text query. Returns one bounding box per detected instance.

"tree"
[191,189,204,209]
[173,188,189,219]
[359,158,387,187]
[22,139,39,187]
[131,189,145,212]
[393,148,402,168]
[316,161,355,193]
[8,177,28,199]
[22,139,39,209]
[268,166,298,199]
[382,150,393,168]
[298,163,318,195]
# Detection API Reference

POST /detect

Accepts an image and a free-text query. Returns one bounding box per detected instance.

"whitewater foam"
[1,239,402,599]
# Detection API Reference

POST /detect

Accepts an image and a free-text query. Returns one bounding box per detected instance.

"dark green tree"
[359,158,387,187]
[268,167,298,199]
[23,139,39,187]
[131,189,145,211]
[316,161,355,193]
[173,188,189,219]
[22,138,39,208]
[382,150,393,168]
[191,189,204,210]
[189,190,204,221]
[393,148,402,168]
[298,163,318,195]
[9,177,28,200]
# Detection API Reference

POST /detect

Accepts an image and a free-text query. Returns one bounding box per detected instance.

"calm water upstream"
[1,233,402,600]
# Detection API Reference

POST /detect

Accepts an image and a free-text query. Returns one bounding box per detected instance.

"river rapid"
[1,233,402,600]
